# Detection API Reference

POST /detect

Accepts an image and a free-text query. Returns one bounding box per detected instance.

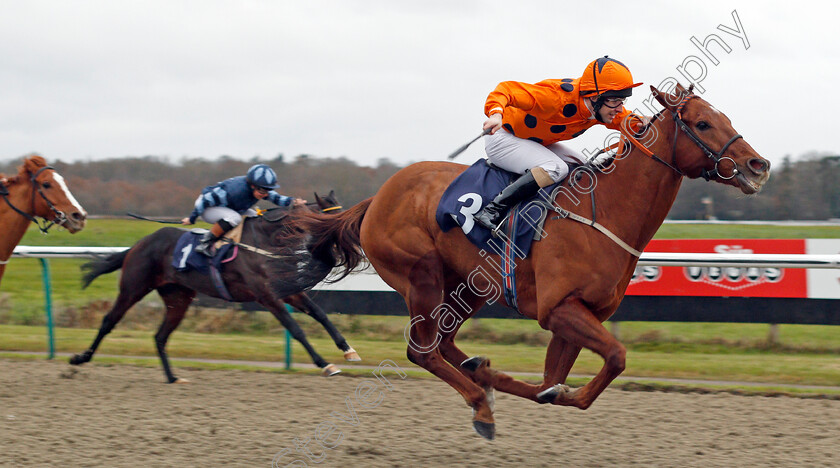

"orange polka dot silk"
[484,78,644,146]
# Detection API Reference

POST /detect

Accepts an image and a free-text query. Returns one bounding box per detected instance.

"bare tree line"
[1,152,837,220]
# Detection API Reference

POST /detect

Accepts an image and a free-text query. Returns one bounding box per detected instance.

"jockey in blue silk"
[181,164,307,256]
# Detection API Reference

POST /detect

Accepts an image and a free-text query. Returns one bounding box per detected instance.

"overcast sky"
[1,0,837,168]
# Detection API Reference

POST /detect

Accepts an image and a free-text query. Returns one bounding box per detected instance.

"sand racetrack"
[1,359,838,467]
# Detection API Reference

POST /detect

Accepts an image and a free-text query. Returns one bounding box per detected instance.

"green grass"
[654,223,840,239]
[1,218,210,303]
[15,217,201,247]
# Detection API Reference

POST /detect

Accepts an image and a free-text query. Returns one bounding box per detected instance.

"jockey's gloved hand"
[483,114,503,135]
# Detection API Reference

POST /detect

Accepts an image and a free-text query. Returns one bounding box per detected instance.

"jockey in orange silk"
[474,56,648,232]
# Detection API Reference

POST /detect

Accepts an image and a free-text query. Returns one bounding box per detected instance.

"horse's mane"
[236,205,343,297]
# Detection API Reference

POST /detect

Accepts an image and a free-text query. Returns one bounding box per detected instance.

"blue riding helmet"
[246,164,280,189]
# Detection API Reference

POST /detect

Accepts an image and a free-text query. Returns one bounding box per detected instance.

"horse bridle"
[0,166,68,233]
[305,201,342,212]
[235,199,343,259]
[669,93,743,181]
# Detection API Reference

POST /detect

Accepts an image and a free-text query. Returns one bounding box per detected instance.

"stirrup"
[474,215,506,237]
[194,243,214,257]
[194,234,217,257]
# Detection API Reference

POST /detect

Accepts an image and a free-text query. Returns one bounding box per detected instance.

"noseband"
[671,94,743,181]
[0,166,68,233]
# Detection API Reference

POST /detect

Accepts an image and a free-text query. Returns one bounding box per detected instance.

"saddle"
[171,211,289,300]
[435,160,576,310]
[171,230,238,300]
[435,159,563,259]
[213,222,244,250]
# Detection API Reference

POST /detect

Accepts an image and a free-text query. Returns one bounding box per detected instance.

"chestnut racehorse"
[70,191,360,383]
[0,155,87,285]
[289,84,771,439]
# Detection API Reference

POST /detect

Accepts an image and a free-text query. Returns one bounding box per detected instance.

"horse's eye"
[42,182,52,189]
[696,121,710,131]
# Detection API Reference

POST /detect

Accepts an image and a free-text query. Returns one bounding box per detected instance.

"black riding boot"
[194,221,232,257]
[473,170,541,232]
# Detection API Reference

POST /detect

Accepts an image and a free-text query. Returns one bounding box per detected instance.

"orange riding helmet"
[578,56,643,98]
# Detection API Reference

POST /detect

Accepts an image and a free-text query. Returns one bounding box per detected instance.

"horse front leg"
[437,281,580,404]
[283,293,360,361]
[263,300,340,376]
[536,297,626,409]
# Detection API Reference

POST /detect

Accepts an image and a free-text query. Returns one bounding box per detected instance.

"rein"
[0,166,66,234]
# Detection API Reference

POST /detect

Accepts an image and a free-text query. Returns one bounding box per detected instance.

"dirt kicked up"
[1,359,838,467]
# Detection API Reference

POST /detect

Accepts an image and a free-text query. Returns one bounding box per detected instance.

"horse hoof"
[461,356,486,372]
[536,384,571,404]
[343,348,361,362]
[173,378,191,384]
[472,420,495,440]
[68,354,89,366]
[536,387,557,404]
[322,364,341,377]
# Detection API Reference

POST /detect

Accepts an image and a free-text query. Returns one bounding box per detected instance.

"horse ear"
[329,190,335,198]
[314,192,324,204]
[651,84,684,112]
[650,85,672,111]
[22,155,46,175]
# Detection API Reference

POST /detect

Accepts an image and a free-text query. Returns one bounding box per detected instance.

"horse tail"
[81,249,129,289]
[295,197,373,282]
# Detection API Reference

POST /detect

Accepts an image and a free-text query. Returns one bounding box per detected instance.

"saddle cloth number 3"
[457,193,483,235]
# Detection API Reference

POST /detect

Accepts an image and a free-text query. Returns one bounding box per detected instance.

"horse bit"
[0,165,68,234]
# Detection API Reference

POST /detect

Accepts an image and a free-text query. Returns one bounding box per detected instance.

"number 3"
[457,193,483,235]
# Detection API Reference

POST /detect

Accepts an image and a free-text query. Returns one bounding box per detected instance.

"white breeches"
[200,206,256,226]
[484,128,587,182]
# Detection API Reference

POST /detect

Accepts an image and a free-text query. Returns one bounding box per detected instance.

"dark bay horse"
[70,191,360,383]
[0,155,87,285]
[288,84,771,439]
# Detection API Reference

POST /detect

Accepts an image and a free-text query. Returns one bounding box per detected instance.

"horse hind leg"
[154,284,195,383]
[401,252,496,440]
[265,301,340,376]
[283,293,360,361]
[430,280,500,411]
